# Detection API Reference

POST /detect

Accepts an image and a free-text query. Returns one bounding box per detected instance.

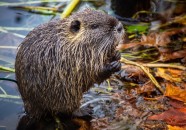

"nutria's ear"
[70,20,81,33]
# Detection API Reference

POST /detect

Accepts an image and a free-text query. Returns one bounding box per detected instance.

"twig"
[61,0,80,18]
[106,79,113,91]
[120,57,164,93]
[0,55,15,65]
[10,6,60,15]
[0,66,15,72]
[0,86,20,99]
[152,14,186,30]
[0,26,33,31]
[0,46,18,49]
[14,6,58,12]
[0,94,21,99]
[80,97,111,108]
[0,27,25,38]
[144,63,186,70]
[0,0,68,6]
[0,86,7,95]
[132,10,157,19]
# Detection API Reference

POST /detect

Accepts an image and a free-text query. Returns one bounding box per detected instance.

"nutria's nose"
[117,26,122,33]
[116,23,123,33]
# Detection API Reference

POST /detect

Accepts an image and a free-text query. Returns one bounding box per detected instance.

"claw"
[111,51,121,62]
[115,51,121,61]
[110,61,121,72]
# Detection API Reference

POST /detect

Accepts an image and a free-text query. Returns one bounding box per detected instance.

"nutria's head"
[60,8,124,55]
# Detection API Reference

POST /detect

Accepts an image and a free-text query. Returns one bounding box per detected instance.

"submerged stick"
[0,86,20,99]
[0,27,25,38]
[0,78,17,83]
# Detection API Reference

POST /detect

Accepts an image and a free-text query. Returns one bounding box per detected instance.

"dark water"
[0,1,58,129]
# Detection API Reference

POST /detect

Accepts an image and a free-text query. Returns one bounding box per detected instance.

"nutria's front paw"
[109,61,121,72]
[98,61,121,82]
[111,51,121,62]
[103,61,121,74]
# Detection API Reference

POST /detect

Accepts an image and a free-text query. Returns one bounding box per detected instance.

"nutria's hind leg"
[16,115,34,130]
[52,113,82,130]
[53,116,64,130]
[71,108,92,130]
[24,101,45,120]
[16,114,57,130]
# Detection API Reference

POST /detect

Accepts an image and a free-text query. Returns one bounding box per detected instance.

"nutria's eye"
[90,24,99,29]
[70,20,81,33]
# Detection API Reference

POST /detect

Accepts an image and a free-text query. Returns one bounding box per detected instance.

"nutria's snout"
[114,22,125,46]
[116,22,123,34]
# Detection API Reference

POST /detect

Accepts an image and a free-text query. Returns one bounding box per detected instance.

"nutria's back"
[15,8,124,120]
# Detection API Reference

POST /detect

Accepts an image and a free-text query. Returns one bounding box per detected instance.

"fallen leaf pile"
[89,12,186,130]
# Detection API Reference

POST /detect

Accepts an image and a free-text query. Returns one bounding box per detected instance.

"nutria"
[15,8,124,120]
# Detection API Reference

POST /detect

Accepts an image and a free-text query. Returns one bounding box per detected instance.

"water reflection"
[0,1,55,129]
[0,74,23,130]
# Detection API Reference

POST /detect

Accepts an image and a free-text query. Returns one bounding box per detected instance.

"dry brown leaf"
[141,33,170,46]
[117,42,141,50]
[169,100,186,109]
[73,118,90,130]
[148,108,186,126]
[121,65,147,83]
[159,49,186,62]
[141,27,186,46]
[91,118,109,130]
[139,82,155,94]
[156,68,183,82]
[167,125,186,130]
[164,83,186,102]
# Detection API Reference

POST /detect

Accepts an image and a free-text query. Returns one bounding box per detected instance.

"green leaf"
[126,24,149,34]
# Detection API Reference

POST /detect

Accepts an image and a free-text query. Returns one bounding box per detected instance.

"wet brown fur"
[15,8,124,120]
